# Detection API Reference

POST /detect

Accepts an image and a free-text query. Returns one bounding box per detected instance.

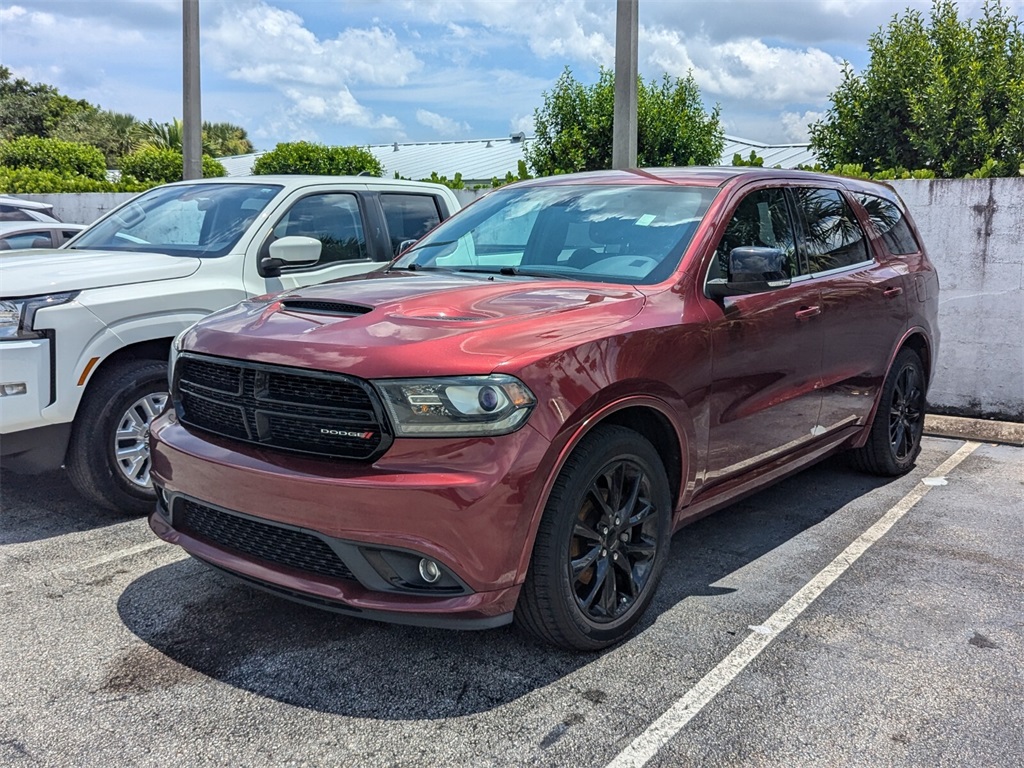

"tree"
[810,0,1024,177]
[202,122,254,157]
[0,66,92,141]
[119,146,226,183]
[525,67,724,176]
[252,142,383,176]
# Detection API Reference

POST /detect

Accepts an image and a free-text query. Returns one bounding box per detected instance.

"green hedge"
[252,142,383,176]
[0,136,107,180]
[0,167,148,193]
[119,146,226,184]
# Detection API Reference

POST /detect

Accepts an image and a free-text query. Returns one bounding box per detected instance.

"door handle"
[795,305,821,320]
[883,286,904,298]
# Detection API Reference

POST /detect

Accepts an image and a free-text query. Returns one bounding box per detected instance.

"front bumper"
[0,337,51,432]
[149,411,554,627]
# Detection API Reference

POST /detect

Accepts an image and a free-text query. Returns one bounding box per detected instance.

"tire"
[515,425,672,651]
[66,358,169,514]
[850,348,926,476]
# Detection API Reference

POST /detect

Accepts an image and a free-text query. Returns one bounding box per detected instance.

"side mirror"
[261,235,322,277]
[396,238,418,256]
[706,246,791,298]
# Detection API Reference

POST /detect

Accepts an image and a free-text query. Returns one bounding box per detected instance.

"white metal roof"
[219,133,817,182]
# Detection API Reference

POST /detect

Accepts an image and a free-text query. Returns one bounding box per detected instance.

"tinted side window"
[2,231,52,249]
[793,188,870,273]
[273,193,368,265]
[712,187,799,280]
[380,194,442,255]
[854,193,921,255]
[0,207,35,222]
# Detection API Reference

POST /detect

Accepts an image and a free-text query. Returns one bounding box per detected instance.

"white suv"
[0,175,461,512]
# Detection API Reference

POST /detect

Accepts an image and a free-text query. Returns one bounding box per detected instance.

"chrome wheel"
[568,458,660,623]
[888,363,923,462]
[113,391,168,488]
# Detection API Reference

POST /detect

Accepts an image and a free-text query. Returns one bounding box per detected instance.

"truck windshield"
[68,183,282,257]
[395,183,718,285]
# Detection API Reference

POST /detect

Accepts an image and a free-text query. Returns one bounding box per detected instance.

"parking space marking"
[607,441,980,768]
[72,540,177,571]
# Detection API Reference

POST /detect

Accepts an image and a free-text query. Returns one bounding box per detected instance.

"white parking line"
[607,441,980,768]
[73,540,174,571]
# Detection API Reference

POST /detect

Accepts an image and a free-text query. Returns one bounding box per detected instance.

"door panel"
[703,186,824,483]
[704,282,824,482]
[815,263,908,429]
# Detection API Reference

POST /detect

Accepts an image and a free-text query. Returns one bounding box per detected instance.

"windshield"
[394,183,718,284]
[69,183,283,257]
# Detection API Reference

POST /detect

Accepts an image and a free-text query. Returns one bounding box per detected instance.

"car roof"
[516,166,891,191]
[0,195,57,212]
[156,175,454,191]
[0,221,85,234]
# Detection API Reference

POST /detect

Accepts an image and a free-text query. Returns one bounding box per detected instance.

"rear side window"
[793,188,870,273]
[380,194,442,255]
[0,206,34,222]
[855,193,921,255]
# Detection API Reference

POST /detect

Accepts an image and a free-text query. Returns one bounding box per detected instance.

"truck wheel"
[66,358,169,514]
[850,348,926,476]
[515,425,672,651]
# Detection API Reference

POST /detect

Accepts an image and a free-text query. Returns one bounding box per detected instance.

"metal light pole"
[612,0,638,170]
[182,0,202,179]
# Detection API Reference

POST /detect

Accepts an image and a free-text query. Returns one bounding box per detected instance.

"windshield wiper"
[457,266,567,278]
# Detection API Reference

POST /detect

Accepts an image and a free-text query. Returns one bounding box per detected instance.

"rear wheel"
[515,425,672,651]
[851,348,926,476]
[66,358,169,514]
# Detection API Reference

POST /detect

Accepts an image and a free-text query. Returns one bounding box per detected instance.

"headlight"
[0,293,78,340]
[374,375,536,436]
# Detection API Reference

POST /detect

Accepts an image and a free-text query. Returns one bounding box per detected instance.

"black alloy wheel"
[568,458,660,623]
[888,360,924,462]
[851,347,926,476]
[515,424,672,651]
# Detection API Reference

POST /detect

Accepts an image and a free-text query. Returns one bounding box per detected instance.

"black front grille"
[178,499,356,582]
[175,354,389,460]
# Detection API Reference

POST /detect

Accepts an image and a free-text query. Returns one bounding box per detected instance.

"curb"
[924,414,1024,447]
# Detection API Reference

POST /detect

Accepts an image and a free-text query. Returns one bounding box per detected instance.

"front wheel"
[850,348,926,476]
[66,358,169,514]
[515,425,672,651]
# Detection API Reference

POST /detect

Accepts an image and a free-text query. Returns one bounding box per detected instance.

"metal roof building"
[219,133,816,183]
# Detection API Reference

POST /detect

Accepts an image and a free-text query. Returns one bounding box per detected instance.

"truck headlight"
[374,375,536,436]
[0,293,78,340]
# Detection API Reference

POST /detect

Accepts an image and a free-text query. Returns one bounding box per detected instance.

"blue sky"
[2,0,1020,150]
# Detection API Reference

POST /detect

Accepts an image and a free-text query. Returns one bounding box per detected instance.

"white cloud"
[781,110,826,142]
[206,4,422,88]
[644,28,844,104]
[416,109,470,136]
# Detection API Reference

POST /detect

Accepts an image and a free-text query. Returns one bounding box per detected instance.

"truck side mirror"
[260,236,323,277]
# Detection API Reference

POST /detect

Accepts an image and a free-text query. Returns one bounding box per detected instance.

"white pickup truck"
[0,175,461,512]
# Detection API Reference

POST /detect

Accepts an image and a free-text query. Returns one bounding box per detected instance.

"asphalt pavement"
[1,435,1021,767]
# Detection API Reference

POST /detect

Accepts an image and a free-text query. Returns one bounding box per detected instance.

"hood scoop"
[281,299,373,317]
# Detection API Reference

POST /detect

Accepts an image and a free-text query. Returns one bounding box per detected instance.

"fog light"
[0,382,27,397]
[418,558,442,583]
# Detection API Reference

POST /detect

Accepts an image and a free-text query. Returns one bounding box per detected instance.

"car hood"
[0,248,201,297]
[185,270,647,378]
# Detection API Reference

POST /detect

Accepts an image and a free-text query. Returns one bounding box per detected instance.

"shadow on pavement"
[0,468,134,544]
[115,454,892,720]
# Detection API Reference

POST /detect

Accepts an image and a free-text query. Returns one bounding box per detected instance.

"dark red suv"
[149,168,939,650]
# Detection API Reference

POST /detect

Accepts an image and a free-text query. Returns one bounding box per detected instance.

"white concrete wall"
[891,179,1023,422]
[18,192,136,225]
[16,180,1024,420]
